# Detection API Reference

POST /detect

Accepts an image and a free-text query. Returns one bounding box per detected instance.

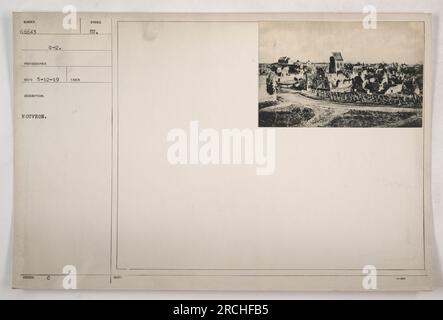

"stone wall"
[313,89,422,107]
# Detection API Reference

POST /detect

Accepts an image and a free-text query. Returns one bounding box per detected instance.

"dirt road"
[261,90,422,127]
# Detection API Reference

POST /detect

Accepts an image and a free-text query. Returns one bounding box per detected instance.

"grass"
[258,100,279,110]
[326,110,422,127]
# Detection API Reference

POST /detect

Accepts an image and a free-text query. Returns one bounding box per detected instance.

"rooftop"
[332,52,344,61]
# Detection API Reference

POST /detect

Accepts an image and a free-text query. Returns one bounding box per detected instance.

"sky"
[259,21,424,64]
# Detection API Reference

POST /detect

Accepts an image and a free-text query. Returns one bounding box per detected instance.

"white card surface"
[12,12,433,290]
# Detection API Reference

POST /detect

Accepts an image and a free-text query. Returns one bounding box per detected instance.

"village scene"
[259,53,424,128]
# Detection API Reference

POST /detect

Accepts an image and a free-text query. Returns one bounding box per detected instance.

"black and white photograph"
[259,21,425,127]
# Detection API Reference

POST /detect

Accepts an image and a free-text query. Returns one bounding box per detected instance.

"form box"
[20,66,111,83]
[21,50,111,67]
[67,66,111,83]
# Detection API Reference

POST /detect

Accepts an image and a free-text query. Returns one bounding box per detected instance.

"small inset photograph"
[259,21,424,127]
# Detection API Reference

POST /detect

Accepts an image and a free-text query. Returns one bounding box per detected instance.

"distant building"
[304,60,312,68]
[329,52,344,74]
[328,72,352,93]
[385,84,403,95]
[276,66,290,76]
